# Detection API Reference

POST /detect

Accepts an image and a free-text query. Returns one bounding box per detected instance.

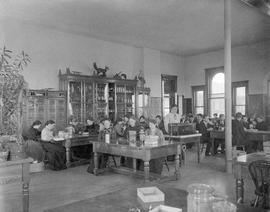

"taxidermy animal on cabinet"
[93,62,109,77]
[114,72,127,80]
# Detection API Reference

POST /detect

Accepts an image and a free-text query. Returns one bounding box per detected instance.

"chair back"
[248,160,270,197]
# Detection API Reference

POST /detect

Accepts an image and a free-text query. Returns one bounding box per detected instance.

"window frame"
[161,74,178,118]
[232,81,248,116]
[205,67,224,116]
[192,85,205,115]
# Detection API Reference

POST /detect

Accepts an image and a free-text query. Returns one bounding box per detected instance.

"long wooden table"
[210,130,270,155]
[164,133,201,163]
[234,153,270,204]
[57,135,98,167]
[92,141,181,182]
[0,157,33,212]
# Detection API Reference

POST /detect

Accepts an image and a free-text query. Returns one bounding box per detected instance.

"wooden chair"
[248,160,270,209]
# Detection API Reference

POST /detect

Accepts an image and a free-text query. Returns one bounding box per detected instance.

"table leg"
[181,144,186,166]
[175,144,180,180]
[66,147,70,168]
[133,158,137,173]
[211,137,215,156]
[144,161,150,182]
[93,152,99,175]
[197,139,200,163]
[236,178,244,203]
[22,163,30,212]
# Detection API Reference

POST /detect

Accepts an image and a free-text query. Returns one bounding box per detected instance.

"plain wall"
[182,41,270,98]
[0,19,184,99]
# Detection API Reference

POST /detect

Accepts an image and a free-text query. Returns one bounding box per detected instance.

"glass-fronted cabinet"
[59,69,137,123]
[95,82,108,120]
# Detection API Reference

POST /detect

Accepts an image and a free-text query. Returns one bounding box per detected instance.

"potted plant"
[0,46,31,161]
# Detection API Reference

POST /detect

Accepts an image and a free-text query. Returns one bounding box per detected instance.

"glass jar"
[187,183,215,212]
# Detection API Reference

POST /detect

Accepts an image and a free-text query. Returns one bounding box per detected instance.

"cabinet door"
[68,81,82,122]
[115,84,126,119]
[126,85,135,117]
[47,98,66,130]
[95,82,108,120]
[84,82,94,122]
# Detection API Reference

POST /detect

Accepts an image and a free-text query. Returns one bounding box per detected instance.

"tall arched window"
[210,72,225,116]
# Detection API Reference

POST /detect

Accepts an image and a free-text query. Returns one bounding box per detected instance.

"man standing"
[164,104,181,134]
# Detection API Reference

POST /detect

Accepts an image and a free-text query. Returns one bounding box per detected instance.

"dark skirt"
[40,142,66,171]
[24,140,45,162]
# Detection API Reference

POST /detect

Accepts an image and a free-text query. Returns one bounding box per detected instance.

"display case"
[23,89,66,131]
[59,69,137,123]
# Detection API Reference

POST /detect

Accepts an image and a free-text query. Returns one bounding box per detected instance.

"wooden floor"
[0,148,255,212]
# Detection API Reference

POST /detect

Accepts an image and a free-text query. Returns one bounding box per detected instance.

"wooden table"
[164,133,201,163]
[0,157,33,212]
[234,153,270,204]
[92,141,181,182]
[58,135,98,167]
[210,130,270,155]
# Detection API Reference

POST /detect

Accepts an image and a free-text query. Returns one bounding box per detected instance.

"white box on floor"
[150,205,182,212]
[137,187,164,203]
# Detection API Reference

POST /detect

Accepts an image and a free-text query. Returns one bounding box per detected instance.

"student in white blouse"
[41,120,66,170]
[164,104,181,133]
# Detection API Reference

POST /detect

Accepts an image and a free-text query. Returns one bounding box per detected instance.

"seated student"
[139,115,149,131]
[213,114,225,154]
[143,119,165,174]
[23,120,44,162]
[232,112,252,153]
[252,115,268,151]
[84,117,99,135]
[122,116,140,167]
[256,115,268,131]
[68,116,84,135]
[97,118,116,168]
[241,115,249,129]
[114,117,126,138]
[41,120,66,170]
[155,115,166,134]
[196,114,211,156]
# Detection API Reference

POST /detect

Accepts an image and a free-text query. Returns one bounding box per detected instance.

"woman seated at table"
[232,113,252,153]
[144,119,165,174]
[84,117,99,135]
[114,117,126,138]
[23,120,44,162]
[251,115,268,151]
[155,115,166,134]
[41,120,66,170]
[139,115,149,131]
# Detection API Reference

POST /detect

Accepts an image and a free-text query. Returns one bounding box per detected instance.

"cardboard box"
[137,187,165,209]
[150,205,182,212]
[137,187,164,203]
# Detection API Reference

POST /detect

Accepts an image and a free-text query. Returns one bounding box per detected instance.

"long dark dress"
[41,127,66,171]
[196,120,211,155]
[23,127,44,162]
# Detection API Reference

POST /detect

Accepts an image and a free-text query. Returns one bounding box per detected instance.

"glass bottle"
[187,183,215,212]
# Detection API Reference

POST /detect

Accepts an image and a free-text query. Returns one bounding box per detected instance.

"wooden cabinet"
[23,89,66,130]
[59,69,137,123]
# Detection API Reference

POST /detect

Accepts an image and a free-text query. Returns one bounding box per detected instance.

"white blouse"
[41,126,54,141]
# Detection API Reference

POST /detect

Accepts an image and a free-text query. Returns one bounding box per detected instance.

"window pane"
[164,97,170,108]
[195,107,204,115]
[164,108,170,116]
[211,73,224,95]
[236,87,245,105]
[235,106,245,115]
[196,91,204,107]
[138,94,143,107]
[210,98,225,115]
